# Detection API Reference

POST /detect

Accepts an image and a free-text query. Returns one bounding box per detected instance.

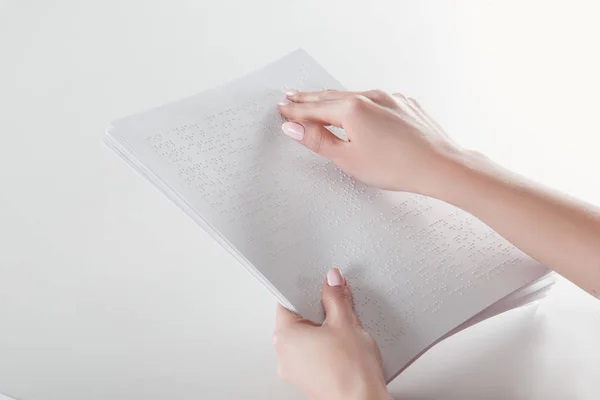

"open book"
[106,49,553,382]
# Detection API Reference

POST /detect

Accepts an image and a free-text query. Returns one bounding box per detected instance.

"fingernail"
[277,99,291,106]
[281,122,304,140]
[285,89,299,97]
[327,268,345,287]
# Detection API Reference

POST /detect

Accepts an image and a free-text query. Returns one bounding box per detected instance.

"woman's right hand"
[281,91,600,299]
[277,89,464,196]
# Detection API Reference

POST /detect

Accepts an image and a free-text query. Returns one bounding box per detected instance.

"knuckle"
[341,289,354,303]
[407,96,420,108]
[324,286,354,308]
[330,284,351,299]
[366,89,389,102]
[344,95,370,113]
[392,92,408,102]
[285,103,300,118]
[303,92,319,102]
[303,127,324,154]
[281,102,302,119]
[322,293,338,309]
[322,295,343,313]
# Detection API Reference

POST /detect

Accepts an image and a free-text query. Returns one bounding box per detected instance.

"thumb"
[321,268,357,326]
[281,122,344,160]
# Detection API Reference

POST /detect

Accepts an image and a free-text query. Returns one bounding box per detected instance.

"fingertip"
[321,268,357,325]
[277,98,347,129]
[326,267,345,287]
[277,100,296,120]
[281,121,305,141]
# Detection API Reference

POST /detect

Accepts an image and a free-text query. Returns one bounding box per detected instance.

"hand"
[278,89,463,195]
[273,268,390,400]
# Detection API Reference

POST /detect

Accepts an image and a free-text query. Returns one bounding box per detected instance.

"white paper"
[107,49,549,380]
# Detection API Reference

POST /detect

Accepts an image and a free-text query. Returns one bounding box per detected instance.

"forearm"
[430,150,600,297]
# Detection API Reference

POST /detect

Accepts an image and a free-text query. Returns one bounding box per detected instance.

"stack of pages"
[106,49,553,382]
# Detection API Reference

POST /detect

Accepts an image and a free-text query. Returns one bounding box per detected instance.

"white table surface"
[1,1,600,399]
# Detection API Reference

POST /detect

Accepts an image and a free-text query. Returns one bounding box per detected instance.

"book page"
[108,49,547,380]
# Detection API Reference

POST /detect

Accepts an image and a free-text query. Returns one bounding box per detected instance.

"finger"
[407,97,434,126]
[359,89,399,108]
[279,98,346,127]
[275,303,301,330]
[321,268,358,326]
[392,92,409,102]
[288,89,348,103]
[278,95,371,128]
[281,121,346,160]
[290,89,397,109]
[406,96,419,109]
[391,92,429,122]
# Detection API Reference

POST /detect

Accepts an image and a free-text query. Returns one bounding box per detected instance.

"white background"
[1,1,599,399]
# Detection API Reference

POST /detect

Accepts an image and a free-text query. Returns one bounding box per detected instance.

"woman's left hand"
[273,268,390,400]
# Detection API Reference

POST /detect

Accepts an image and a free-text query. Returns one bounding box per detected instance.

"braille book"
[105,49,553,382]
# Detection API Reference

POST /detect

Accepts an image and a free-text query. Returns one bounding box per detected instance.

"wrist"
[423,147,496,205]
